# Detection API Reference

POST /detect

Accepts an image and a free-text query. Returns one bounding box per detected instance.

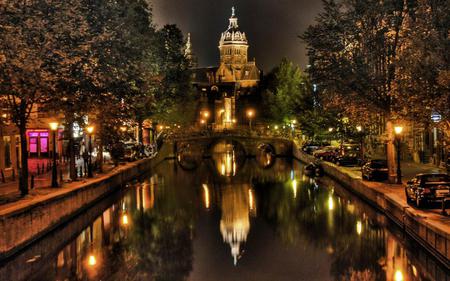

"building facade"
[188,7,261,131]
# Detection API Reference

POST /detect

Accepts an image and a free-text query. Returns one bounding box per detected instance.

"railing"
[165,125,294,142]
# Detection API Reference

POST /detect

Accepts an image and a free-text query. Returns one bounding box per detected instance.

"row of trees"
[0,0,192,195]
[259,58,338,139]
[301,0,449,180]
[302,0,449,126]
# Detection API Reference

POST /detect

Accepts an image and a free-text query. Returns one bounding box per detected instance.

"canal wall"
[293,143,450,267]
[0,143,173,260]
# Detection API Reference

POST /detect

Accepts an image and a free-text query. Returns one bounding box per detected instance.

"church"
[186,7,261,130]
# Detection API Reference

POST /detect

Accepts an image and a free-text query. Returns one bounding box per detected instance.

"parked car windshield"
[371,160,387,168]
[422,174,450,183]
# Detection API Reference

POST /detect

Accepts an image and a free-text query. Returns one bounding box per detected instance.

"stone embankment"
[0,144,171,259]
[293,143,450,267]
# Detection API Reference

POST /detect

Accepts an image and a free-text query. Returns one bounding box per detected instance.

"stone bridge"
[170,133,293,158]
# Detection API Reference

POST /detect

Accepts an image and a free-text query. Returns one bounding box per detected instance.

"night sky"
[152,0,323,72]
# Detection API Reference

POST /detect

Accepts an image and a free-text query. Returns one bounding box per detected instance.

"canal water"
[1,142,449,281]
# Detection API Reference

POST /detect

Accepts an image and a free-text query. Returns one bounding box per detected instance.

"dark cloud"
[152,0,323,71]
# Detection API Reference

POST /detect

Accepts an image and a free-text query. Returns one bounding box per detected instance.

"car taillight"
[422,188,431,194]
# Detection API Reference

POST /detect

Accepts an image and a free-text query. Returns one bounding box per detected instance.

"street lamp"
[87,125,95,178]
[356,125,364,162]
[49,122,59,188]
[291,120,297,138]
[394,126,403,184]
[246,109,255,130]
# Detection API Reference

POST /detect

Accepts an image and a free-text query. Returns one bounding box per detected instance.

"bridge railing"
[164,125,294,141]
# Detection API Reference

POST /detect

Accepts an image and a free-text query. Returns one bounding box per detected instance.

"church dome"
[219,7,248,46]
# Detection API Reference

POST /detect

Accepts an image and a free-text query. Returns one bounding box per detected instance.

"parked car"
[302,143,321,155]
[313,146,339,161]
[123,142,138,162]
[334,153,360,166]
[329,143,360,163]
[405,173,450,207]
[361,159,388,181]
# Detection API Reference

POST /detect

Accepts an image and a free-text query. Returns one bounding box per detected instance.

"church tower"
[216,7,260,88]
[218,7,249,66]
[185,33,198,68]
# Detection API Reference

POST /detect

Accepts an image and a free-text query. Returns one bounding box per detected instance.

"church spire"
[228,7,238,29]
[185,33,192,56]
[184,33,198,68]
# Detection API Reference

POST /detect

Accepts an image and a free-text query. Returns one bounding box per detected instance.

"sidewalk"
[0,157,105,206]
[337,161,447,213]
[344,160,446,181]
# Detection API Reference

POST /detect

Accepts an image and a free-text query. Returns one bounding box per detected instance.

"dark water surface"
[1,146,449,281]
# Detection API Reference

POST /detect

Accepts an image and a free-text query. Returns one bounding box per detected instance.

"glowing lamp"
[122,214,129,226]
[394,270,404,281]
[86,126,94,134]
[49,122,59,131]
[88,255,97,266]
[394,126,403,135]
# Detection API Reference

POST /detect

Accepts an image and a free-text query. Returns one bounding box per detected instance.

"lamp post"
[291,119,297,138]
[49,122,59,188]
[246,109,254,131]
[328,127,334,144]
[200,110,209,129]
[87,125,95,178]
[356,125,364,162]
[394,126,403,184]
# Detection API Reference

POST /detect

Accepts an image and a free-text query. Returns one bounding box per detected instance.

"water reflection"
[256,143,276,169]
[1,157,448,281]
[219,183,255,265]
[211,140,245,177]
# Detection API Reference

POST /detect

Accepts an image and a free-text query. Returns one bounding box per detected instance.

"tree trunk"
[386,120,397,183]
[68,121,77,181]
[18,123,29,196]
[97,136,103,173]
[137,119,144,144]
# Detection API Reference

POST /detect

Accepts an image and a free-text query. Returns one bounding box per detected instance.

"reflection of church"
[186,7,261,130]
[201,141,257,265]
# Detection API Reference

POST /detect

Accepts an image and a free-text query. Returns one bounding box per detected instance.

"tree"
[395,0,450,123]
[43,0,102,180]
[152,25,194,124]
[301,0,434,181]
[0,1,55,195]
[260,58,336,139]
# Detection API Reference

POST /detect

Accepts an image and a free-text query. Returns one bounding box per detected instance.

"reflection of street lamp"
[49,122,59,188]
[121,213,129,226]
[88,254,97,267]
[246,109,254,130]
[394,270,404,281]
[394,126,403,184]
[328,195,334,211]
[87,126,95,178]
[356,220,362,235]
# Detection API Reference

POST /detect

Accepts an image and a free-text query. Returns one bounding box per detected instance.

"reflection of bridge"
[172,133,293,158]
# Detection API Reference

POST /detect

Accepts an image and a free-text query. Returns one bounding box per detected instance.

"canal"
[0,141,449,281]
